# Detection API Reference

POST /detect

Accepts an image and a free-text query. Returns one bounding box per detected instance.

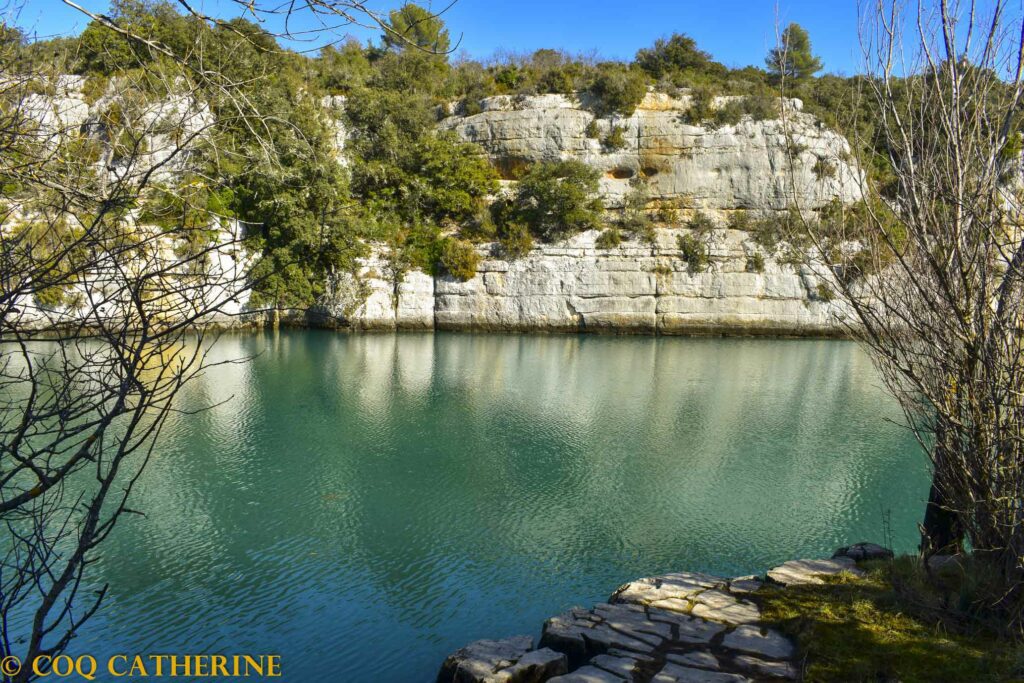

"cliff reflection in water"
[72,331,927,682]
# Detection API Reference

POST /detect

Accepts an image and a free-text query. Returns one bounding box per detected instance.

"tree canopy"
[382,3,451,53]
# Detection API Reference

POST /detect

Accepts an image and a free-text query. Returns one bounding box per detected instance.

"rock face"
[439,92,861,214]
[331,92,859,336]
[338,229,846,335]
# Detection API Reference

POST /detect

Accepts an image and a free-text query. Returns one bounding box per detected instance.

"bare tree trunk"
[921,475,962,556]
[921,424,963,555]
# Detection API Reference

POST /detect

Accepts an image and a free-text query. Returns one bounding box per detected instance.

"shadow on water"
[66,331,926,681]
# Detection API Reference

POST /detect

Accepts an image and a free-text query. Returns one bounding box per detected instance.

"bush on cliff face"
[596,227,622,249]
[510,160,604,241]
[620,180,655,243]
[602,125,628,150]
[678,233,709,273]
[345,87,498,224]
[439,237,481,281]
[498,221,534,259]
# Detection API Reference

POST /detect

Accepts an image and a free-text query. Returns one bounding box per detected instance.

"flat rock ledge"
[438,552,874,683]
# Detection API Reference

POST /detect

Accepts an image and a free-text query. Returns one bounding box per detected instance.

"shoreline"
[437,544,891,683]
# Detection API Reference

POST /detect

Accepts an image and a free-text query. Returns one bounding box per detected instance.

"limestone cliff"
[336,92,855,335]
[438,92,860,214]
[337,229,843,335]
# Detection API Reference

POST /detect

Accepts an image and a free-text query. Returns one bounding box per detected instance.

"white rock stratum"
[338,229,844,335]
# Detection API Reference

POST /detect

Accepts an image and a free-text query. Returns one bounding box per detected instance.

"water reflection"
[69,331,926,682]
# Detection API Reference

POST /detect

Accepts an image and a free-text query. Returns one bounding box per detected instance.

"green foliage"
[656,200,680,224]
[595,227,622,249]
[684,88,780,128]
[585,119,600,139]
[746,252,766,273]
[344,88,498,228]
[316,41,373,94]
[382,3,450,53]
[439,237,480,281]
[602,125,628,150]
[815,282,835,302]
[766,23,823,82]
[369,49,450,96]
[77,0,199,74]
[812,158,837,180]
[620,179,653,241]
[510,160,603,241]
[743,92,779,120]
[682,86,716,124]
[687,210,716,236]
[999,130,1022,164]
[677,233,709,273]
[635,34,716,80]
[586,63,648,117]
[497,221,534,259]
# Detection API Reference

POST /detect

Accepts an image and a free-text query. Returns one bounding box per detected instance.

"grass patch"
[755,560,1024,682]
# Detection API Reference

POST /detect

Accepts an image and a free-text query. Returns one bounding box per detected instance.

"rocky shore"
[437,544,891,683]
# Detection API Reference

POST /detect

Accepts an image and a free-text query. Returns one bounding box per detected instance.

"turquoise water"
[66,331,927,681]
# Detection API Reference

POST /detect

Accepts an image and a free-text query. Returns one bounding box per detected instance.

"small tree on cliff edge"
[766,23,822,82]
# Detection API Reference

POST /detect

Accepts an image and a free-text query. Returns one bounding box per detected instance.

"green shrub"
[620,180,653,241]
[727,210,752,231]
[712,99,745,127]
[439,237,480,281]
[743,92,779,121]
[683,86,717,124]
[677,233,709,273]
[687,210,716,236]
[749,217,783,252]
[585,119,600,139]
[498,221,534,259]
[812,158,837,180]
[603,125,628,150]
[786,139,809,157]
[587,63,648,117]
[461,199,498,241]
[998,130,1023,164]
[815,282,835,302]
[657,200,680,224]
[511,160,603,241]
[635,33,718,80]
[460,97,483,116]
[596,227,622,249]
[746,252,766,273]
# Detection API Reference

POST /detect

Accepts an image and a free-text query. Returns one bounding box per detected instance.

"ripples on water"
[62,331,927,681]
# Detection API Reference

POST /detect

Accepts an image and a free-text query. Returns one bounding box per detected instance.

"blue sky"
[16,1,866,74]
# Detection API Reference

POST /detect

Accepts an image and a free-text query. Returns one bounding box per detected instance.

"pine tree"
[766,23,822,81]
[381,3,450,53]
